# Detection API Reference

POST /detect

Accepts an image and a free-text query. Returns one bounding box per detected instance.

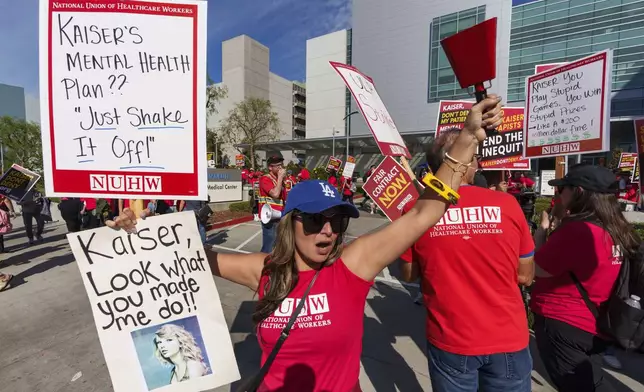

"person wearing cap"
[399,128,536,392]
[259,156,287,253]
[106,94,504,391]
[531,164,641,391]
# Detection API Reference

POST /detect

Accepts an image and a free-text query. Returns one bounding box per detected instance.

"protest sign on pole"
[524,50,613,158]
[361,157,419,221]
[235,154,245,167]
[539,170,556,196]
[0,164,42,202]
[40,0,207,199]
[632,158,640,183]
[329,62,411,158]
[479,107,531,170]
[635,118,644,191]
[68,212,239,392]
[618,152,637,172]
[435,102,530,170]
[435,100,474,137]
[342,156,356,179]
[326,156,342,172]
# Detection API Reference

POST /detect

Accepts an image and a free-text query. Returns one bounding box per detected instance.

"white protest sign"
[69,212,239,391]
[329,62,411,158]
[342,156,356,179]
[524,50,612,158]
[539,170,556,196]
[39,0,207,199]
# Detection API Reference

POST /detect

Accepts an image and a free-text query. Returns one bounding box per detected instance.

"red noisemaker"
[440,17,497,104]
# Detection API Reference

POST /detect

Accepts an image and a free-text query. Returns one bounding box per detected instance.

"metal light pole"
[332,127,336,157]
[343,110,359,157]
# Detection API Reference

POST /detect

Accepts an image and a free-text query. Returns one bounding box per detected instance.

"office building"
[0,83,27,120]
[292,81,306,140]
[508,0,644,168]
[207,35,297,166]
[254,0,644,176]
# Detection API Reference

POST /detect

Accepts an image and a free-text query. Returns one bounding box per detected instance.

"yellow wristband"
[421,172,460,205]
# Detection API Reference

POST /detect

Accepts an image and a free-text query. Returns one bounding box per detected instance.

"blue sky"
[0,0,535,97]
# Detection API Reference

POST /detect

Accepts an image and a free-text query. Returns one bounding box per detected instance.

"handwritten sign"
[539,170,556,196]
[524,50,612,158]
[69,212,239,392]
[342,156,356,179]
[329,62,411,158]
[435,100,474,137]
[0,164,41,202]
[39,0,207,199]
[326,156,342,172]
[362,157,419,221]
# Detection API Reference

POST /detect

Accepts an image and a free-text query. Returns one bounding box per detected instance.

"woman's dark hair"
[563,188,643,287]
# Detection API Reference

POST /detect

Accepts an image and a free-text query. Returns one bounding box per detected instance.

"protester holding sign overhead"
[109,95,504,392]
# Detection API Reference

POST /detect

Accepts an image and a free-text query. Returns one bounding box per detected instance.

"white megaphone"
[260,204,282,224]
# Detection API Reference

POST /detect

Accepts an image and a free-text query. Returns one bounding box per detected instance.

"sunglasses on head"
[292,211,350,234]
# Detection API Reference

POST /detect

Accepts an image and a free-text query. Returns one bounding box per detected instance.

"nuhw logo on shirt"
[611,245,623,265]
[261,293,332,330]
[431,206,503,239]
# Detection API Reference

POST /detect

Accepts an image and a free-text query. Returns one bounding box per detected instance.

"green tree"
[0,116,43,174]
[206,75,228,117]
[218,97,281,168]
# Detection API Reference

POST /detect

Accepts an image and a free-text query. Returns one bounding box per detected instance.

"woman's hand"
[540,211,550,231]
[105,208,140,233]
[463,94,504,142]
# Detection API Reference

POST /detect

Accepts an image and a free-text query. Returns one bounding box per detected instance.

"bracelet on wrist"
[421,172,460,205]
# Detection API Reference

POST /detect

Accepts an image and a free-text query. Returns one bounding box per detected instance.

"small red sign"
[361,157,419,221]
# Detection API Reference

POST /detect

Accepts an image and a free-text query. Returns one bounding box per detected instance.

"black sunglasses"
[293,212,350,234]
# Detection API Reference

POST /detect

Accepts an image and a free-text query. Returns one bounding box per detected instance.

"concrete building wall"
[350,0,513,136]
[207,35,296,166]
[306,30,349,139]
[0,84,26,120]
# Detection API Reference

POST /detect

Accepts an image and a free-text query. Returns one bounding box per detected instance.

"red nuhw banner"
[361,157,419,221]
[635,118,644,190]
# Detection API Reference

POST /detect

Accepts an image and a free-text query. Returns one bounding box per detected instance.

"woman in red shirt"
[532,164,641,391]
[108,96,503,391]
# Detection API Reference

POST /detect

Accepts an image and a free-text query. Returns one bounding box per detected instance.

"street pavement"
[1,213,643,392]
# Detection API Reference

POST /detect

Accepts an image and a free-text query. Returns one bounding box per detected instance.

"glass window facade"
[508,0,644,116]
[428,6,486,102]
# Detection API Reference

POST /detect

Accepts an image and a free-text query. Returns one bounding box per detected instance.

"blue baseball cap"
[283,180,360,218]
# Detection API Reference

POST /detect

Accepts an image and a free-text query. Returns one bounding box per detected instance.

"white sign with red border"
[39,0,207,199]
[329,62,411,158]
[524,50,612,158]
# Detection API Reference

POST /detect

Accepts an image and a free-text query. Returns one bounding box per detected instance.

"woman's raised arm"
[107,209,265,290]
[342,95,503,282]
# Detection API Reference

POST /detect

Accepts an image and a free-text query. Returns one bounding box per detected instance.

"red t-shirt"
[530,221,622,335]
[341,178,353,196]
[81,198,97,210]
[327,175,338,188]
[507,176,535,195]
[259,174,286,212]
[401,186,534,355]
[298,168,311,181]
[257,259,371,391]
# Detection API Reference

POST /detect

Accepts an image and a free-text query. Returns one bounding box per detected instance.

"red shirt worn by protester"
[257,259,370,392]
[298,168,311,181]
[401,186,534,355]
[507,176,535,195]
[530,221,622,335]
[259,173,286,213]
[327,175,338,188]
[81,198,97,211]
[341,178,353,196]
[625,184,639,203]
